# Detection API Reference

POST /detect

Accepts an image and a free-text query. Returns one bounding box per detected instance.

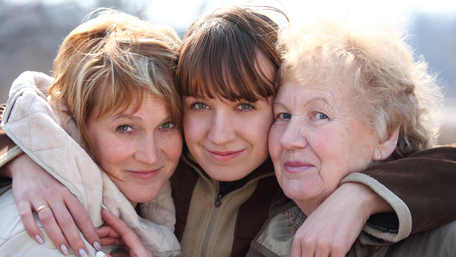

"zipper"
[181,155,275,257]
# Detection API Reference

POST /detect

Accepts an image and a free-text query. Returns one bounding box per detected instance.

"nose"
[279,118,308,150]
[206,111,236,145]
[135,134,161,166]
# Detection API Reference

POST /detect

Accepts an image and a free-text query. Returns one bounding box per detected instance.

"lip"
[207,149,244,162]
[284,161,313,173]
[126,169,160,180]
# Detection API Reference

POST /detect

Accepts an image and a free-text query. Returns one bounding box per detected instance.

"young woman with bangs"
[1,5,456,257]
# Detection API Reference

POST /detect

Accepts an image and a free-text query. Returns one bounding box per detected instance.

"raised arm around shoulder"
[343,144,456,235]
[0,103,23,176]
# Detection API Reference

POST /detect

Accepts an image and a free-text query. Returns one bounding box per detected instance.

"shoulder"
[248,202,303,257]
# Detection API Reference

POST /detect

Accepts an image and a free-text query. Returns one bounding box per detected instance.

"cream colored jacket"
[0,72,181,256]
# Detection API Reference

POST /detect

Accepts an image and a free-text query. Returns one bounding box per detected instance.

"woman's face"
[87,92,182,206]
[182,54,275,181]
[269,79,381,214]
[182,95,273,181]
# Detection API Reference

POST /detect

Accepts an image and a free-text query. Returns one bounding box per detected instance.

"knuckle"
[39,211,54,224]
[66,236,82,247]
[75,212,91,224]
[301,237,315,248]
[58,214,74,229]
[19,209,33,220]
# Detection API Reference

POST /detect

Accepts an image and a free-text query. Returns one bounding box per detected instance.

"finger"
[50,201,92,256]
[96,226,121,239]
[290,236,304,257]
[315,244,331,257]
[100,237,124,246]
[101,209,153,257]
[101,209,140,245]
[65,192,102,251]
[35,204,70,255]
[16,200,44,244]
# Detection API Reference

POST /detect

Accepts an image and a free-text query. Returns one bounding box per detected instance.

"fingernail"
[100,204,110,212]
[96,251,107,257]
[93,241,102,251]
[79,248,89,257]
[35,234,44,244]
[60,244,69,255]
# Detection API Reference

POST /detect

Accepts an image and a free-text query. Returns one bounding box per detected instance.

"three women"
[1,5,456,257]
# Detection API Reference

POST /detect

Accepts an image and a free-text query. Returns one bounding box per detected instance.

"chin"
[130,190,161,204]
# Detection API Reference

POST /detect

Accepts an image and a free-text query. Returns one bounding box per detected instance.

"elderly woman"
[247,19,456,257]
[0,9,182,256]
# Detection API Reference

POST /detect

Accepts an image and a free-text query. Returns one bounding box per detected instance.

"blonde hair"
[278,18,442,159]
[49,9,181,160]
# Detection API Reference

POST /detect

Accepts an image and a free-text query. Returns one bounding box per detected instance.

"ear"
[373,127,400,161]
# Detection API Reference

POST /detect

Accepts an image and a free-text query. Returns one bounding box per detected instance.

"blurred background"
[1,0,455,144]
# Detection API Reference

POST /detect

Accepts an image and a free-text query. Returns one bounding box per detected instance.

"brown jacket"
[247,200,456,257]
[171,153,283,257]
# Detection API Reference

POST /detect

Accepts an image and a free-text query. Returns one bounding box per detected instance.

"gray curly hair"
[278,18,443,159]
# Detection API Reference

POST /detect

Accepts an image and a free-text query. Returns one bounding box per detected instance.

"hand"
[100,208,154,257]
[97,225,122,246]
[7,154,102,256]
[290,182,392,257]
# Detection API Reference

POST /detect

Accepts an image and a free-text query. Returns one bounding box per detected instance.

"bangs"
[94,74,145,119]
[89,65,179,124]
[177,19,277,102]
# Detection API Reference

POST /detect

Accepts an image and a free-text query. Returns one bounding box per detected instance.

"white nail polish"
[35,234,44,244]
[93,241,102,251]
[79,248,89,257]
[60,244,70,255]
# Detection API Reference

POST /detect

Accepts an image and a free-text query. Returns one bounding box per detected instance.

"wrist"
[339,182,393,218]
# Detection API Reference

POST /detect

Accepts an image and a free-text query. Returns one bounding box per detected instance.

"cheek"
[97,143,128,170]
[246,112,274,149]
[268,125,283,162]
[183,115,206,145]
[166,132,184,161]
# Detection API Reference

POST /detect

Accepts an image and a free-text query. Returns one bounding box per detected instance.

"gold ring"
[36,205,50,214]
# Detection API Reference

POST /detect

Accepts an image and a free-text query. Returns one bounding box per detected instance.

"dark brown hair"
[176,5,286,102]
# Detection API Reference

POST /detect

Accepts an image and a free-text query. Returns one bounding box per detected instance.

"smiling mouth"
[207,150,244,162]
[126,169,159,180]
[284,161,313,173]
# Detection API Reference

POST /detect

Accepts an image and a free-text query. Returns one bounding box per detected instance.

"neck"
[293,192,331,217]
[294,200,320,217]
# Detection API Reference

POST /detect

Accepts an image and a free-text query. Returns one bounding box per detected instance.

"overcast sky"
[8,0,456,29]
[146,0,456,28]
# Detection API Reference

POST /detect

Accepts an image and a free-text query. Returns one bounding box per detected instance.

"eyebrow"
[112,114,143,122]
[274,97,330,109]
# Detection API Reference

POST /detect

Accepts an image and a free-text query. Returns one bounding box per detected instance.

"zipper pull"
[215,195,222,207]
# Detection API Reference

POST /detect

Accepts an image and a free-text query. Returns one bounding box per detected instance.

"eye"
[279,113,291,120]
[315,112,328,120]
[192,102,209,110]
[237,103,254,110]
[160,122,175,130]
[116,125,133,133]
